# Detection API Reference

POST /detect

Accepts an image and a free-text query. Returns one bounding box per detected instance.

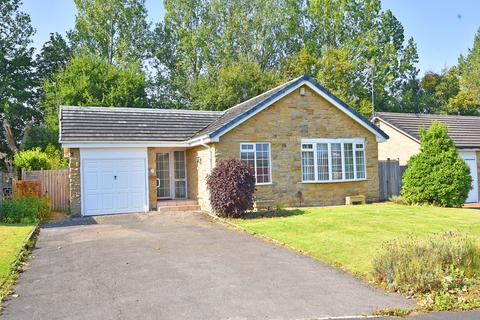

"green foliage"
[0,0,38,161]
[70,0,150,65]
[372,232,480,294]
[13,145,67,171]
[372,232,480,311]
[389,195,406,205]
[402,121,472,207]
[42,54,148,130]
[23,125,59,151]
[152,0,419,114]
[190,60,282,110]
[458,28,480,105]
[0,197,50,224]
[36,32,72,83]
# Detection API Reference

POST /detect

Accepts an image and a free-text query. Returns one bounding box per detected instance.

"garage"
[459,151,479,203]
[81,148,149,216]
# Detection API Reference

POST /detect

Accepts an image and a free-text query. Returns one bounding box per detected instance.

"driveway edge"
[206,212,416,313]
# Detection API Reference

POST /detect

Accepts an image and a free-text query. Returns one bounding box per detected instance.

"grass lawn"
[0,224,35,285]
[234,203,480,278]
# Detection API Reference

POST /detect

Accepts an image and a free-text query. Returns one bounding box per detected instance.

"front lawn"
[0,224,35,285]
[234,203,480,278]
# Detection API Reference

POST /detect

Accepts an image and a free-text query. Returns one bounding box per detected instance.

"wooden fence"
[22,169,69,211]
[378,160,407,200]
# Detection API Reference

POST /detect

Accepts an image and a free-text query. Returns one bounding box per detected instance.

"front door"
[156,151,187,199]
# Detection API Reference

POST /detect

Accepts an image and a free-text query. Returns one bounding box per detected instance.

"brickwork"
[68,148,81,216]
[186,144,216,211]
[215,85,380,207]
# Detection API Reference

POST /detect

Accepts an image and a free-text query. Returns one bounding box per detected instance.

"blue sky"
[21,0,480,76]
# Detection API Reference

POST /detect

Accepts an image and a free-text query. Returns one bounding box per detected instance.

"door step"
[157,200,200,212]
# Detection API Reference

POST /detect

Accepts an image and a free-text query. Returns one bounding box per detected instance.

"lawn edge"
[207,212,414,302]
[0,224,39,311]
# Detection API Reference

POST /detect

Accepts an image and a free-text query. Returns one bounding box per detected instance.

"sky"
[21,0,480,76]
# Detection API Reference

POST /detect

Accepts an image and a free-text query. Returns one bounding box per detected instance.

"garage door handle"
[156,178,160,188]
[114,175,117,180]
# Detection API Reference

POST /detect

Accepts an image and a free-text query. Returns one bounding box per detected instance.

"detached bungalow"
[60,74,388,216]
[372,112,480,203]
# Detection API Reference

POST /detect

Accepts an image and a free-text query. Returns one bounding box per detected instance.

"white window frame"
[301,138,367,183]
[240,142,272,185]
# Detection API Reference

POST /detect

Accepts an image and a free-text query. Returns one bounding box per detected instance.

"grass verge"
[0,224,37,309]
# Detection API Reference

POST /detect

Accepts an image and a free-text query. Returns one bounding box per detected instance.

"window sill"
[256,182,273,186]
[300,178,368,184]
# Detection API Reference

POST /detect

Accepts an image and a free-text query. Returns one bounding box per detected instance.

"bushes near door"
[207,159,256,218]
[402,121,472,207]
[0,197,50,224]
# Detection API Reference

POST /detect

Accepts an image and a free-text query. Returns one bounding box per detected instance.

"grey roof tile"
[375,112,480,148]
[60,106,223,142]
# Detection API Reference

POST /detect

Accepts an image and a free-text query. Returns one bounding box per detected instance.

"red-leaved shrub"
[206,159,256,217]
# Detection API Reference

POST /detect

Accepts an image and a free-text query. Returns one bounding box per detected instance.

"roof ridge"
[376,112,480,118]
[60,105,225,115]
[222,75,305,113]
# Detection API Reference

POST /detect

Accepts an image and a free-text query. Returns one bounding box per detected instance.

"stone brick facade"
[214,85,380,207]
[68,148,81,216]
[67,85,382,214]
[187,144,216,211]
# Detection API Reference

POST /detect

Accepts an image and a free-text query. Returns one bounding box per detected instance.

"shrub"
[206,159,256,218]
[0,197,50,224]
[402,121,472,207]
[13,148,51,171]
[372,232,480,295]
[13,144,68,171]
[389,195,406,205]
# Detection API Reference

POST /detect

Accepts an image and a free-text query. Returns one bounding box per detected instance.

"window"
[301,139,367,182]
[240,143,271,184]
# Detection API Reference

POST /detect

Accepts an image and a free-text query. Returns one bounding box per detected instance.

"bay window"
[240,143,272,184]
[301,139,366,182]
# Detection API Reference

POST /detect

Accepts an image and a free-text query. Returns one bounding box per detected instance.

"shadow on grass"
[241,209,306,219]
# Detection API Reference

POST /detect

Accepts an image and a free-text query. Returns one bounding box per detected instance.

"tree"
[152,0,418,115]
[36,33,72,83]
[42,54,148,130]
[0,0,38,170]
[151,0,304,110]
[190,59,282,111]
[458,28,480,101]
[453,27,480,114]
[402,121,471,207]
[69,0,151,65]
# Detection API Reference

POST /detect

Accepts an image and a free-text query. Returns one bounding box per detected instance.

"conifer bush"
[401,121,472,207]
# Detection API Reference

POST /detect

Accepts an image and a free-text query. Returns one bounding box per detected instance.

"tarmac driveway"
[2,212,413,320]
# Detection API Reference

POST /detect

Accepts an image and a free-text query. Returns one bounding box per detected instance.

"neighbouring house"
[60,74,388,216]
[372,112,480,203]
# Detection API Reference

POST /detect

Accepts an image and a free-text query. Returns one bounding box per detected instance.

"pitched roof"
[60,74,388,145]
[59,106,223,142]
[374,112,480,149]
[193,74,388,141]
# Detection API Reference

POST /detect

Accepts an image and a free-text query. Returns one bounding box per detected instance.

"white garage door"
[459,151,478,203]
[81,148,148,216]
